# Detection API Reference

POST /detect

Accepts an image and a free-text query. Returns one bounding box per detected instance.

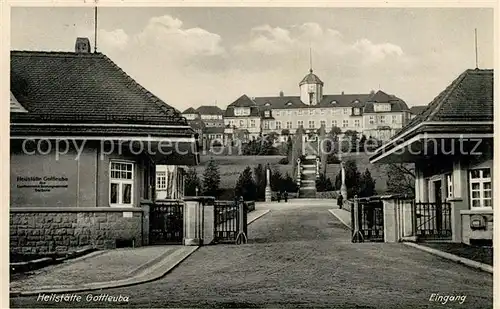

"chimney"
[75,37,91,53]
[341,91,344,95]
[279,90,284,97]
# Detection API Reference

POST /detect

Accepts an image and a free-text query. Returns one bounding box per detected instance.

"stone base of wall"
[10,208,145,255]
[461,210,493,246]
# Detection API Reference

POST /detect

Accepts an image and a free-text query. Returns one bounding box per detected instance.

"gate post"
[381,196,398,243]
[141,203,150,245]
[183,196,215,246]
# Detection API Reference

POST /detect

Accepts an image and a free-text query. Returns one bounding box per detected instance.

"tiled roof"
[196,105,224,115]
[253,93,371,110]
[229,95,257,107]
[409,105,428,115]
[392,68,493,139]
[225,95,261,117]
[183,107,199,114]
[299,69,324,86]
[10,51,186,126]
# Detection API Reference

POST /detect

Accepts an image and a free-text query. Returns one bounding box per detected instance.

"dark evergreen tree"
[359,168,376,197]
[202,157,221,197]
[270,167,283,192]
[184,167,201,196]
[253,164,266,201]
[282,172,298,193]
[234,166,257,201]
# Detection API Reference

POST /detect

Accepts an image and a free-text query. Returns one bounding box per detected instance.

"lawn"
[196,153,389,193]
[420,243,493,266]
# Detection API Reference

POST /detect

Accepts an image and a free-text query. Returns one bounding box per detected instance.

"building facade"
[10,38,199,254]
[182,106,225,147]
[223,69,412,145]
[370,68,493,245]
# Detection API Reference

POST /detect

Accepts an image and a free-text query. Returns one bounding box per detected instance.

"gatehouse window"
[469,168,492,208]
[110,161,134,207]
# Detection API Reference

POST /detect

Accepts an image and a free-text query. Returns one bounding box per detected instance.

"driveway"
[11,203,493,308]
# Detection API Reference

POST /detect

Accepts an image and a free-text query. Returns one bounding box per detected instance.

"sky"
[11,7,494,111]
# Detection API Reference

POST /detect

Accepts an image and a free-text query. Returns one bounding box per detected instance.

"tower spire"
[309,45,313,73]
[475,28,478,69]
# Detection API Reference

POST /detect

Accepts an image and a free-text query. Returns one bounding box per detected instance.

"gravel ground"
[11,205,492,309]
[10,246,178,289]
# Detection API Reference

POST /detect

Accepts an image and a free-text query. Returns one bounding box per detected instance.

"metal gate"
[214,200,248,243]
[351,198,384,242]
[149,200,184,245]
[413,202,452,240]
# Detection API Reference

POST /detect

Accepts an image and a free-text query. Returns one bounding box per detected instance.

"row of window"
[228,119,257,128]
[368,115,399,124]
[263,119,362,130]
[229,115,400,128]
[271,108,361,117]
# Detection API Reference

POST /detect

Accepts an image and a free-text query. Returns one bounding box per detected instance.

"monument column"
[340,161,348,201]
[265,165,272,202]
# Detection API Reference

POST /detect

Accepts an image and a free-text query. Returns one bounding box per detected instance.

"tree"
[281,129,290,136]
[359,135,367,152]
[343,130,359,152]
[335,159,361,199]
[330,126,342,136]
[316,173,335,192]
[259,134,277,155]
[286,135,293,159]
[282,172,297,193]
[235,166,257,201]
[386,163,415,196]
[184,167,201,196]
[359,169,376,197]
[253,164,266,201]
[202,157,221,197]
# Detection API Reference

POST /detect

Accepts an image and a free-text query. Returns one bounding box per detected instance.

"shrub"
[278,157,289,165]
[316,173,335,192]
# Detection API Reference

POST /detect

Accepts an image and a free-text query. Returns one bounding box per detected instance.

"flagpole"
[94,6,98,53]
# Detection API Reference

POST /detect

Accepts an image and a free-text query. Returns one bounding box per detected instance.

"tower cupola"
[299,69,323,105]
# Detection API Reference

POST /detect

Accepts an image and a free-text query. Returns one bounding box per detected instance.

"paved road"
[11,204,493,308]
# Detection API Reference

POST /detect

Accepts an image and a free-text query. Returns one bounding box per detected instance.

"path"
[11,202,493,308]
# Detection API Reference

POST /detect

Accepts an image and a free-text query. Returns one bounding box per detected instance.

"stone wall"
[10,208,145,255]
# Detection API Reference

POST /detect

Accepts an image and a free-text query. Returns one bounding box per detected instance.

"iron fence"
[149,200,184,245]
[413,201,452,240]
[214,200,250,243]
[351,198,384,242]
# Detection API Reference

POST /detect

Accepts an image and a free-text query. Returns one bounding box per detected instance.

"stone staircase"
[298,155,317,198]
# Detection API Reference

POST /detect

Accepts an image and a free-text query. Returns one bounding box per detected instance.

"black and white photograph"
[4,2,496,308]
